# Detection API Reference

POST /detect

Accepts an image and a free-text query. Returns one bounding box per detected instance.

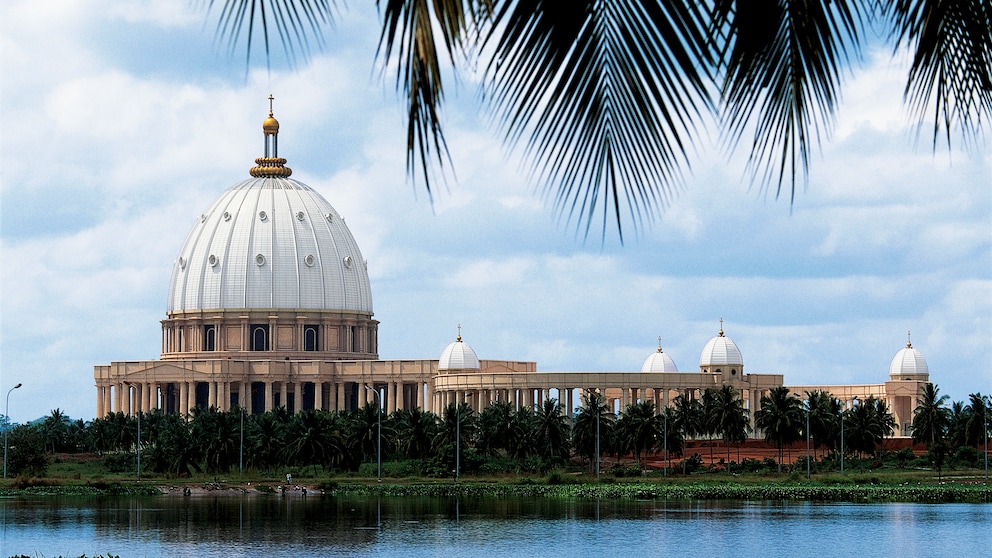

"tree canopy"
[206,0,991,239]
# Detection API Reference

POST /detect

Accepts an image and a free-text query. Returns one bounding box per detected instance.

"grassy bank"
[2,463,990,502]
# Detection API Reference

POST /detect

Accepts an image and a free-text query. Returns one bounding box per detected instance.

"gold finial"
[657,336,663,353]
[719,317,724,337]
[907,329,912,348]
[456,323,462,342]
[251,95,292,177]
[263,94,280,134]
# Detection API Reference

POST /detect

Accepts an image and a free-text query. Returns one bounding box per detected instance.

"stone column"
[189,382,198,413]
[179,382,189,416]
[336,382,345,412]
[294,382,303,414]
[388,382,398,414]
[315,382,324,411]
[208,382,217,409]
[278,382,288,410]
[264,382,273,413]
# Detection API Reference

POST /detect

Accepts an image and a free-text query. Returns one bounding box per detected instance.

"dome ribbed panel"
[439,341,480,370]
[699,336,743,367]
[168,178,373,313]
[641,351,678,373]
[889,347,929,376]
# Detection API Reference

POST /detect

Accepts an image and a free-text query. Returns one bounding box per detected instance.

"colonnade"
[95,379,431,418]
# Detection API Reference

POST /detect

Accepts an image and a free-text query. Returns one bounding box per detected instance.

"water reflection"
[3,494,991,557]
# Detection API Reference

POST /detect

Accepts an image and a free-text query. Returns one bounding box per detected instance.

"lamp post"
[365,385,382,481]
[805,398,811,480]
[4,383,23,479]
[586,389,601,480]
[663,408,668,477]
[124,383,141,480]
[455,401,461,480]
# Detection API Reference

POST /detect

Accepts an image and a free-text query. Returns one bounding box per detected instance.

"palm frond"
[206,0,336,71]
[483,0,712,242]
[714,0,863,203]
[887,0,992,148]
[376,0,484,198]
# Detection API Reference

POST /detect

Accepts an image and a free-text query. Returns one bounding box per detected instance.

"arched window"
[304,325,319,351]
[203,325,216,351]
[251,324,269,351]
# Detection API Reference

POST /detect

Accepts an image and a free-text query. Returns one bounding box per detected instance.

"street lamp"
[4,383,23,479]
[124,383,141,480]
[455,401,460,480]
[365,385,382,481]
[663,408,668,477]
[805,398,811,480]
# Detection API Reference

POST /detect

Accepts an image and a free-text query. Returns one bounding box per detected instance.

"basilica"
[94,101,932,437]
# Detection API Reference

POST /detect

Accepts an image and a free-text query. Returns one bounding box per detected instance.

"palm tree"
[392,407,439,460]
[805,390,835,459]
[754,387,803,472]
[573,392,615,472]
[845,397,895,462]
[708,385,749,465]
[964,393,989,448]
[534,398,571,461]
[616,401,663,467]
[477,400,516,456]
[207,1,990,238]
[912,382,950,477]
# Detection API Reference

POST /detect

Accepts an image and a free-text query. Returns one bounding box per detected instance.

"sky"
[1,1,989,424]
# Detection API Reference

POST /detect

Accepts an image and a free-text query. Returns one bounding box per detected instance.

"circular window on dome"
[258,211,267,221]
[296,211,305,221]
[178,257,186,271]
[304,254,315,267]
[343,256,352,269]
[256,254,266,266]
[223,211,231,221]
[325,213,333,222]
[208,254,218,267]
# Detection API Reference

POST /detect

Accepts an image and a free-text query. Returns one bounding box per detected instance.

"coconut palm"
[805,390,836,458]
[573,391,615,471]
[207,1,990,238]
[392,406,439,459]
[477,400,516,456]
[616,401,663,467]
[845,397,895,461]
[754,386,803,472]
[534,398,571,461]
[964,393,989,448]
[912,383,950,466]
[708,385,749,465]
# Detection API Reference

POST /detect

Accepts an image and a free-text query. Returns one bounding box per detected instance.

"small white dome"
[699,326,743,367]
[889,340,929,377]
[439,331,480,370]
[641,347,678,373]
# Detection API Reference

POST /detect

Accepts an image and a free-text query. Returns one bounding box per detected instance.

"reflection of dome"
[439,327,480,370]
[641,339,678,372]
[889,334,929,378]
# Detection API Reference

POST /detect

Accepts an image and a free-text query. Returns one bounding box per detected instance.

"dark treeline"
[2,384,988,478]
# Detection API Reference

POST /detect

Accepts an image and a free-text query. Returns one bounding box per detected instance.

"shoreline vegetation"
[3,469,990,503]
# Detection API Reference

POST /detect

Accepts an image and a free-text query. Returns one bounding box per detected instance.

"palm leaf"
[207,0,336,71]
[483,0,712,241]
[887,0,992,148]
[713,0,863,203]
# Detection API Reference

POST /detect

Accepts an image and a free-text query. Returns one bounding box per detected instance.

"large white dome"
[439,331,480,370]
[168,178,371,313]
[889,341,929,377]
[699,326,743,368]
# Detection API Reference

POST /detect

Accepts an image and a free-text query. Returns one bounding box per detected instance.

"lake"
[3,494,991,557]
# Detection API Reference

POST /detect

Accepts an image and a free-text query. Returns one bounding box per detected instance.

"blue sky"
[1,1,989,423]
